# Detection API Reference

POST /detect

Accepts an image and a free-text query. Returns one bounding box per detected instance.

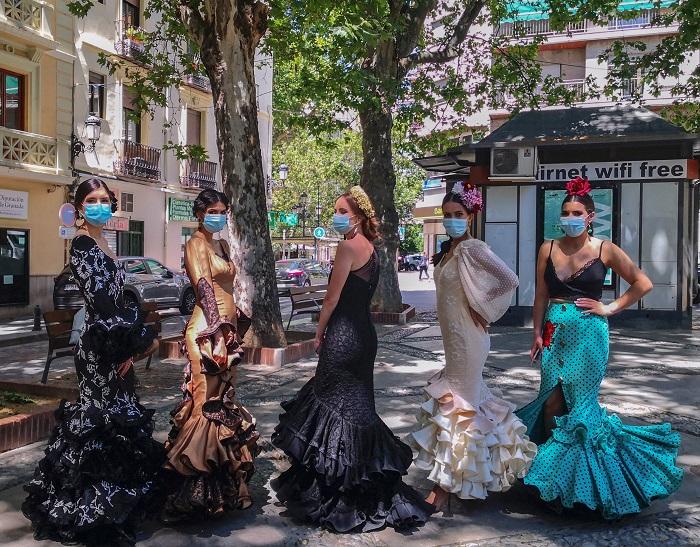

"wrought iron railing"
[0,127,56,171]
[496,19,588,37]
[608,9,659,30]
[180,158,217,189]
[183,73,212,92]
[620,77,643,97]
[114,19,147,61]
[114,139,161,180]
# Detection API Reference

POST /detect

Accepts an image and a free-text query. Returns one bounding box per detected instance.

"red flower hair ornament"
[566,176,591,197]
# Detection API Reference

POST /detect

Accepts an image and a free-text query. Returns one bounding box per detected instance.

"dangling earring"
[587,224,594,235]
[76,213,85,228]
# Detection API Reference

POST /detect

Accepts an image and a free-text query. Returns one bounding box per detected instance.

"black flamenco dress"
[23,235,164,546]
[271,251,433,532]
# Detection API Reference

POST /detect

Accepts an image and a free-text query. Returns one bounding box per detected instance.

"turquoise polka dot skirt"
[516,302,683,519]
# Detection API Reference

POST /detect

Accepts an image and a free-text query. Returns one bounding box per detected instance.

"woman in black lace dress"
[272,186,433,533]
[23,179,164,546]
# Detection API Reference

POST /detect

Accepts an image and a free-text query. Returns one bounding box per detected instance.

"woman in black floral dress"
[23,178,164,546]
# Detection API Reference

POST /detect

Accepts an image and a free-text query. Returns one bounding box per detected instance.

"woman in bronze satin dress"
[161,189,259,522]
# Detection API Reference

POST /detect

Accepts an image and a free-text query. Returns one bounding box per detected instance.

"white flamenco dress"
[409,239,537,499]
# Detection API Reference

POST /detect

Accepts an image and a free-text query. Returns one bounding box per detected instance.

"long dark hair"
[73,178,117,212]
[561,192,596,235]
[193,188,230,218]
[341,191,380,241]
[432,192,474,266]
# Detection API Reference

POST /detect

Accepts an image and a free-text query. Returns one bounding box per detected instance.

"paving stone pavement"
[0,305,698,546]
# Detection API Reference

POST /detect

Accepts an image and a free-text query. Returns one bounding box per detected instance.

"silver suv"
[53,257,195,315]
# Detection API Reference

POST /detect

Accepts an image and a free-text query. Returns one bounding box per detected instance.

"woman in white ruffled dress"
[409,183,537,511]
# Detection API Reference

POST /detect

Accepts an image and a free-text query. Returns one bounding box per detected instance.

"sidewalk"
[0,301,698,545]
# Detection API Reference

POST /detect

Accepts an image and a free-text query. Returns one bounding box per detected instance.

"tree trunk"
[197,3,286,348]
[359,104,403,314]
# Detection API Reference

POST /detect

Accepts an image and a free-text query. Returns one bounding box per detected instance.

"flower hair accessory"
[349,185,376,218]
[451,181,483,213]
[566,176,591,196]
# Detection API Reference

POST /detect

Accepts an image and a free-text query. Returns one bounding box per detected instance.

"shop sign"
[169,197,197,222]
[537,160,687,182]
[105,216,129,231]
[0,189,28,219]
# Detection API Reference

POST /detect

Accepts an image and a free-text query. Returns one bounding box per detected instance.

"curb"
[0,332,47,348]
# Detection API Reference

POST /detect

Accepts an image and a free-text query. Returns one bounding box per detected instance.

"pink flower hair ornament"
[451,181,483,213]
[566,176,591,197]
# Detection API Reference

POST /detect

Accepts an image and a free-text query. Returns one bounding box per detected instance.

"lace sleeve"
[456,240,519,324]
[69,235,118,317]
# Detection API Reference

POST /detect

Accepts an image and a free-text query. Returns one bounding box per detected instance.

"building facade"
[0,0,74,319]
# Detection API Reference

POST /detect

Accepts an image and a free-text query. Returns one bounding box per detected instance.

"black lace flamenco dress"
[271,252,433,533]
[23,235,164,546]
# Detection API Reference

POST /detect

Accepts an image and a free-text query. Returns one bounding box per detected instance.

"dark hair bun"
[193,188,230,217]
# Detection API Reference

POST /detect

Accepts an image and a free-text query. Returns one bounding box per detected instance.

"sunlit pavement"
[0,278,698,546]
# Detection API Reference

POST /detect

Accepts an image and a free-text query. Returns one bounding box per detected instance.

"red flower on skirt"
[542,320,556,348]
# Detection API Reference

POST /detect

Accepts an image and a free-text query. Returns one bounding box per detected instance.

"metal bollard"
[33,305,41,331]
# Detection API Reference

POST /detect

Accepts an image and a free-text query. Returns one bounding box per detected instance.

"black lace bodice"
[314,251,379,422]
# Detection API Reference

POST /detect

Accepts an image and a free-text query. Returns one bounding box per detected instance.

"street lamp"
[71,114,103,164]
[278,164,289,182]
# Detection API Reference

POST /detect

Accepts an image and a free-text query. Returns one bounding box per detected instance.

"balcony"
[114,139,161,181]
[2,0,41,30]
[496,19,588,38]
[115,19,147,62]
[0,126,56,172]
[620,77,644,98]
[492,79,587,109]
[180,158,217,189]
[608,9,659,30]
[183,73,211,93]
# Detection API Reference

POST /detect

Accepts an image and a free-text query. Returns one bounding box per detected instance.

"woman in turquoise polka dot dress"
[516,176,683,520]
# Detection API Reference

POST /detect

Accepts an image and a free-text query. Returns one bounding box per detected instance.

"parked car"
[275,259,330,295]
[402,254,423,271]
[53,256,196,315]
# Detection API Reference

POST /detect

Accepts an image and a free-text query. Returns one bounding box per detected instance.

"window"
[0,70,24,130]
[186,108,202,146]
[88,72,105,118]
[0,228,29,305]
[117,220,144,256]
[122,87,141,142]
[124,259,147,274]
[146,259,168,276]
[123,0,140,28]
[121,192,134,212]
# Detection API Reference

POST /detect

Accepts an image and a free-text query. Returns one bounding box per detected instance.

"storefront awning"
[472,105,698,148]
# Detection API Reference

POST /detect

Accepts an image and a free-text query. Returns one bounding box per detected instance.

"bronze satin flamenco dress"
[162,231,259,520]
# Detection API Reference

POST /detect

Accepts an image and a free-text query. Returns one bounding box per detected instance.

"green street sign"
[169,197,196,222]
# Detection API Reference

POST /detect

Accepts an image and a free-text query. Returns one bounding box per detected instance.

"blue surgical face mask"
[560,216,587,237]
[332,213,355,235]
[442,217,468,239]
[83,203,112,226]
[203,213,227,233]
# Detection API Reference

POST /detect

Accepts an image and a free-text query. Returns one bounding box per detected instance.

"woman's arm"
[314,241,354,352]
[576,242,653,316]
[531,242,551,361]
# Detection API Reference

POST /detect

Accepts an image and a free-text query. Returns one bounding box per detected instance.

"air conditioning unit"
[490,146,536,178]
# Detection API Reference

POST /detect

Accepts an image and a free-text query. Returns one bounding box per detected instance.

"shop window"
[88,72,105,118]
[0,70,24,131]
[117,219,144,256]
[0,228,29,306]
[121,192,134,213]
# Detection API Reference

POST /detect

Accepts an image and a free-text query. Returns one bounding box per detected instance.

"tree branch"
[399,0,485,69]
[178,0,207,38]
[396,0,437,60]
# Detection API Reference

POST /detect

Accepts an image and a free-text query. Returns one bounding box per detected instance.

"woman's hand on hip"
[575,298,613,316]
[212,331,227,365]
[530,336,543,364]
[469,308,489,331]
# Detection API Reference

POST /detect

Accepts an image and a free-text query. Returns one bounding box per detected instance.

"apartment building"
[0,0,73,318]
[73,0,273,273]
[412,2,698,260]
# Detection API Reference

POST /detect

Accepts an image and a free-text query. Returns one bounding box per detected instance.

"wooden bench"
[287,284,327,329]
[41,302,163,384]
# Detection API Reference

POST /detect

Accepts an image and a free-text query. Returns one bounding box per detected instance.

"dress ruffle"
[22,397,164,545]
[271,379,433,532]
[523,405,684,519]
[85,304,156,365]
[408,374,537,500]
[162,385,259,519]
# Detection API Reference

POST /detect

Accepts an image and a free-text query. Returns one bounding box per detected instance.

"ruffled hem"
[523,406,684,519]
[193,320,245,373]
[271,378,413,490]
[22,399,164,544]
[408,375,537,499]
[272,464,432,533]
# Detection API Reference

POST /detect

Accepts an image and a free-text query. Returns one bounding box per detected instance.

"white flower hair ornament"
[349,185,376,218]
[451,181,483,213]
